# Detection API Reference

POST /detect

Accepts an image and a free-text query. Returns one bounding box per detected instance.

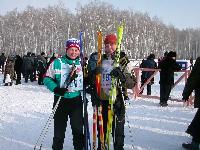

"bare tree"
[0,1,199,59]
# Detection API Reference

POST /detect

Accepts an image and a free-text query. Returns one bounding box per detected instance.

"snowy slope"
[0,73,197,150]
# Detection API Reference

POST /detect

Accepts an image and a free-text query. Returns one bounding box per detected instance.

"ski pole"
[34,96,61,150]
[124,100,135,149]
[80,31,91,150]
[93,106,97,150]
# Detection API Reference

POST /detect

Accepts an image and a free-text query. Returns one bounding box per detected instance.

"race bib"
[101,60,114,95]
[59,59,83,92]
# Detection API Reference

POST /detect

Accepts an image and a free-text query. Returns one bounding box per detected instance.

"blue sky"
[1,0,200,29]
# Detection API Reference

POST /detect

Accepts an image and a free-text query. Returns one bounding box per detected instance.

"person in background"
[190,57,194,70]
[82,56,89,85]
[158,51,168,66]
[0,53,6,74]
[139,53,157,95]
[36,52,47,85]
[4,55,15,86]
[22,52,34,83]
[158,51,181,107]
[14,55,23,85]
[47,52,59,68]
[182,57,200,150]
[31,53,37,81]
[43,38,84,150]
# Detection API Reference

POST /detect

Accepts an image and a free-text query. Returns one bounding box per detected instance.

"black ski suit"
[182,57,200,143]
[158,56,181,105]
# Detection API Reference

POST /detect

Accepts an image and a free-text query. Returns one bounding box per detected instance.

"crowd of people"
[0,51,59,86]
[0,33,199,150]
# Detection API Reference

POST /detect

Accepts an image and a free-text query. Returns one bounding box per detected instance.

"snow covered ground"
[0,73,197,150]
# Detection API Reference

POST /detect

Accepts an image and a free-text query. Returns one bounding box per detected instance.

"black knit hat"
[148,54,155,59]
[41,52,45,55]
[167,51,176,58]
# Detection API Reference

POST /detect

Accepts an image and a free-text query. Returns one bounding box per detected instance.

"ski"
[93,30,105,150]
[80,31,91,150]
[106,22,124,150]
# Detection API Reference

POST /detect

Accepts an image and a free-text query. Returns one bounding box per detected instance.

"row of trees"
[0,1,200,59]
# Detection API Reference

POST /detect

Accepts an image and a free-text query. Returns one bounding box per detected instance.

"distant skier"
[43,38,84,150]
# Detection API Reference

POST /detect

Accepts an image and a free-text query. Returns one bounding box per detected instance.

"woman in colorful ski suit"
[44,38,84,150]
